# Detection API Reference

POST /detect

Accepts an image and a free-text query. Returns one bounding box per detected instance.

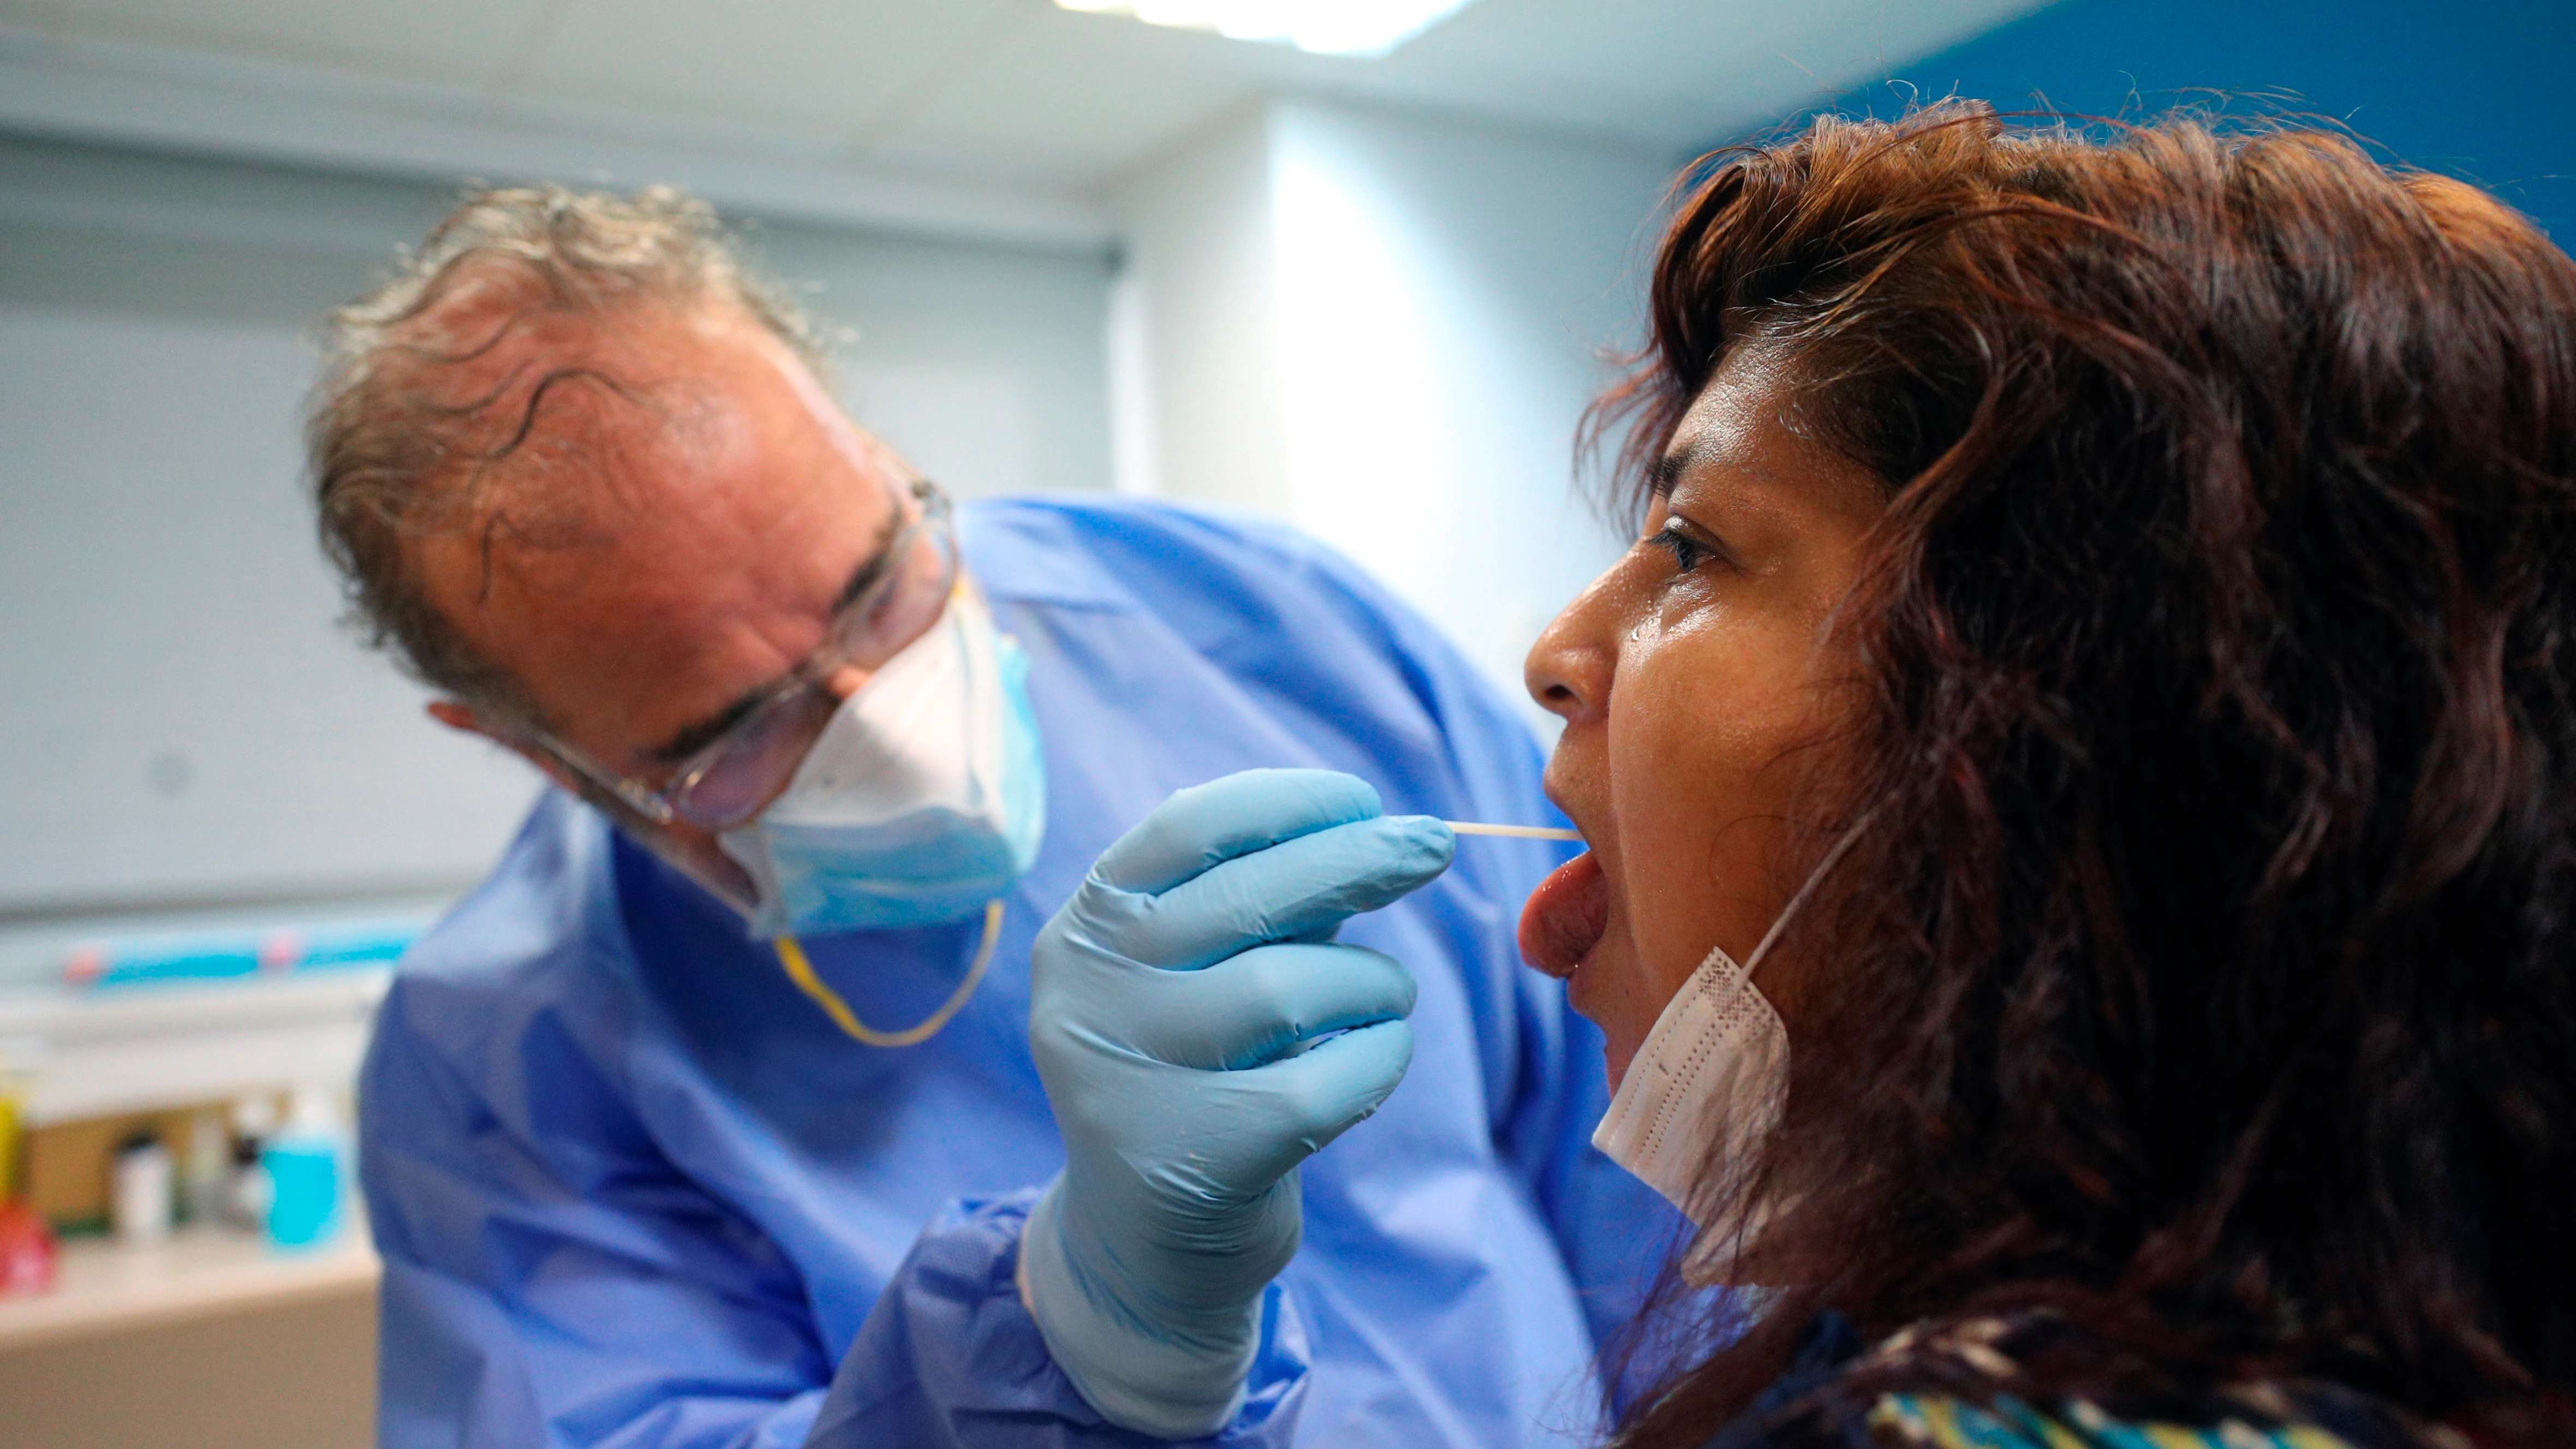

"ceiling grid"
[0,0,2054,245]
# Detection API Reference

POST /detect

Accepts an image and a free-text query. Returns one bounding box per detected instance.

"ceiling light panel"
[1052,0,1477,58]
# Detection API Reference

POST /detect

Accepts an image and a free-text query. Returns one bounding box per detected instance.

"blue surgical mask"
[718,588,1046,938]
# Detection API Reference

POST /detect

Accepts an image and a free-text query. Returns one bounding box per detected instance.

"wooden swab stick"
[1442,821,1582,840]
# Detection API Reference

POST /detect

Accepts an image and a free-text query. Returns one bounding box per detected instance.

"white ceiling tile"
[510,0,1021,144]
[44,0,541,89]
[866,5,1302,190]
[7,0,2058,216]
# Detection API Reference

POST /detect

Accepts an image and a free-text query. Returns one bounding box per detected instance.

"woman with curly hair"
[1514,100,2576,1447]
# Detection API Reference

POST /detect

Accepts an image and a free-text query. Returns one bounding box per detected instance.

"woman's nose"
[1524,579,1616,726]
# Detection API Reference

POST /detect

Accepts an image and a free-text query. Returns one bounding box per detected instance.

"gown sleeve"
[800,1191,1310,1448]
[363,973,838,1449]
[365,970,1308,1449]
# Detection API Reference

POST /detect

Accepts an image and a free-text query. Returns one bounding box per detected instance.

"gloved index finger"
[1116,814,1453,970]
[1094,768,1384,895]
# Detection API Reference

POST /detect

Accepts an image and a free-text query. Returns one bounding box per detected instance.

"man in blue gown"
[313,186,1673,1447]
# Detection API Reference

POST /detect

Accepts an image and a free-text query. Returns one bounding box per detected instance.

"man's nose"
[818,663,873,702]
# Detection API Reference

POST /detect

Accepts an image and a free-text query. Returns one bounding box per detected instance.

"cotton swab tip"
[1441,821,1583,841]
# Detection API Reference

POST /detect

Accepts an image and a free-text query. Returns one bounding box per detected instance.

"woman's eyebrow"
[1653,430,1720,494]
[1651,445,1691,495]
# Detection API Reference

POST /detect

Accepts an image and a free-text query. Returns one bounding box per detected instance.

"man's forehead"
[395,282,668,414]
[406,452,872,756]
[392,296,767,529]
[397,299,898,743]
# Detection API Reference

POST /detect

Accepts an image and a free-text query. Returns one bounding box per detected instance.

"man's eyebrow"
[641,498,908,767]
[828,497,907,614]
[647,687,774,767]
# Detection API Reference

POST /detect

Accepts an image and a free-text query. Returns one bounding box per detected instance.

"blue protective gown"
[359,497,1685,1448]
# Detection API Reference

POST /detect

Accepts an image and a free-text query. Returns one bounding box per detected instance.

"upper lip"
[1539,766,1596,850]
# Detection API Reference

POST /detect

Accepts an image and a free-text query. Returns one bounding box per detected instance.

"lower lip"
[1518,850,1608,978]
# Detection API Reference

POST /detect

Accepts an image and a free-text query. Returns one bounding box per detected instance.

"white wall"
[1,99,1666,919]
[745,218,1116,500]
[1115,100,1674,711]
[1111,108,1290,517]
[0,136,1113,921]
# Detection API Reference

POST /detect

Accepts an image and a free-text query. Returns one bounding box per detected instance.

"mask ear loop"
[1737,810,1875,981]
[774,899,1006,1048]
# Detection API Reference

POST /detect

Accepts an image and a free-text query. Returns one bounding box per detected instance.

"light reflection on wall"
[1258,103,1667,724]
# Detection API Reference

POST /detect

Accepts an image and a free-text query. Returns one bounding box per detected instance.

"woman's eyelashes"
[1647,517,1729,578]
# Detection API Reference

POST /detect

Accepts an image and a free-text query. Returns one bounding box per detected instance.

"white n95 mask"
[1591,822,1864,1283]
[718,587,1046,939]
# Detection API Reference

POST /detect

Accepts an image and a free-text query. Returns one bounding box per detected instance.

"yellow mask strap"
[774,899,1005,1048]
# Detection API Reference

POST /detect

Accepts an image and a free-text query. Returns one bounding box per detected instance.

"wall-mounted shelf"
[0,969,390,1128]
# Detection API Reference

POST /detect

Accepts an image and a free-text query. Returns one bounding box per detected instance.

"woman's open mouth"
[1518,849,1608,977]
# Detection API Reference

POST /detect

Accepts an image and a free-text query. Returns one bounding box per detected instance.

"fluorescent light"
[1052,0,1476,58]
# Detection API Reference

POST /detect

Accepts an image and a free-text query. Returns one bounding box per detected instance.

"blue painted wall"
[1767,0,2572,240]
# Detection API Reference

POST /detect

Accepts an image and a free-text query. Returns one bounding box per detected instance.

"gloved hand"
[1019,769,1455,1439]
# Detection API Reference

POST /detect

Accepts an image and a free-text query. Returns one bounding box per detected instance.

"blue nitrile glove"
[1019,769,1455,1439]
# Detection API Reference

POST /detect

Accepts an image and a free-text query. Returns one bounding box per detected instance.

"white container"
[111,1135,174,1247]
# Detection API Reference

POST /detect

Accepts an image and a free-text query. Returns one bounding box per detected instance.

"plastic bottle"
[260,1084,344,1249]
[112,1134,174,1247]
[0,1202,56,1296]
[0,1078,51,1295]
[226,1093,277,1229]
[183,1108,229,1225]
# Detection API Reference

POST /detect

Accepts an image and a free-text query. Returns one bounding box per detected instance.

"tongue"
[1518,851,1608,976]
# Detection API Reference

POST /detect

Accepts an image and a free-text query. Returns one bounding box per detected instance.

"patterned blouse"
[1700,1312,2461,1449]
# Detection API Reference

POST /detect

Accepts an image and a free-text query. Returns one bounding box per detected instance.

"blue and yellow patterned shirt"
[1699,1311,2454,1449]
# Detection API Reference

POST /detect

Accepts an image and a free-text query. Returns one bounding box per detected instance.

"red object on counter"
[0,1200,58,1297]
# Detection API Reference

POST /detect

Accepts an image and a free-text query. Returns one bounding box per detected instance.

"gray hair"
[307,183,833,722]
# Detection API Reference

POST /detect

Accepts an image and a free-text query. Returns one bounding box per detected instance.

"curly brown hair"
[1591,103,2576,1445]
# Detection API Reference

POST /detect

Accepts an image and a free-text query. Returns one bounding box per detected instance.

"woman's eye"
[1648,521,1715,575]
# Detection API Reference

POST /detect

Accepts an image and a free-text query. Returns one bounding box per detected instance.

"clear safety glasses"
[530,478,960,831]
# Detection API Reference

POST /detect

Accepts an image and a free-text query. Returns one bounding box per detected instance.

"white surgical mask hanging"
[1591,821,1867,1283]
